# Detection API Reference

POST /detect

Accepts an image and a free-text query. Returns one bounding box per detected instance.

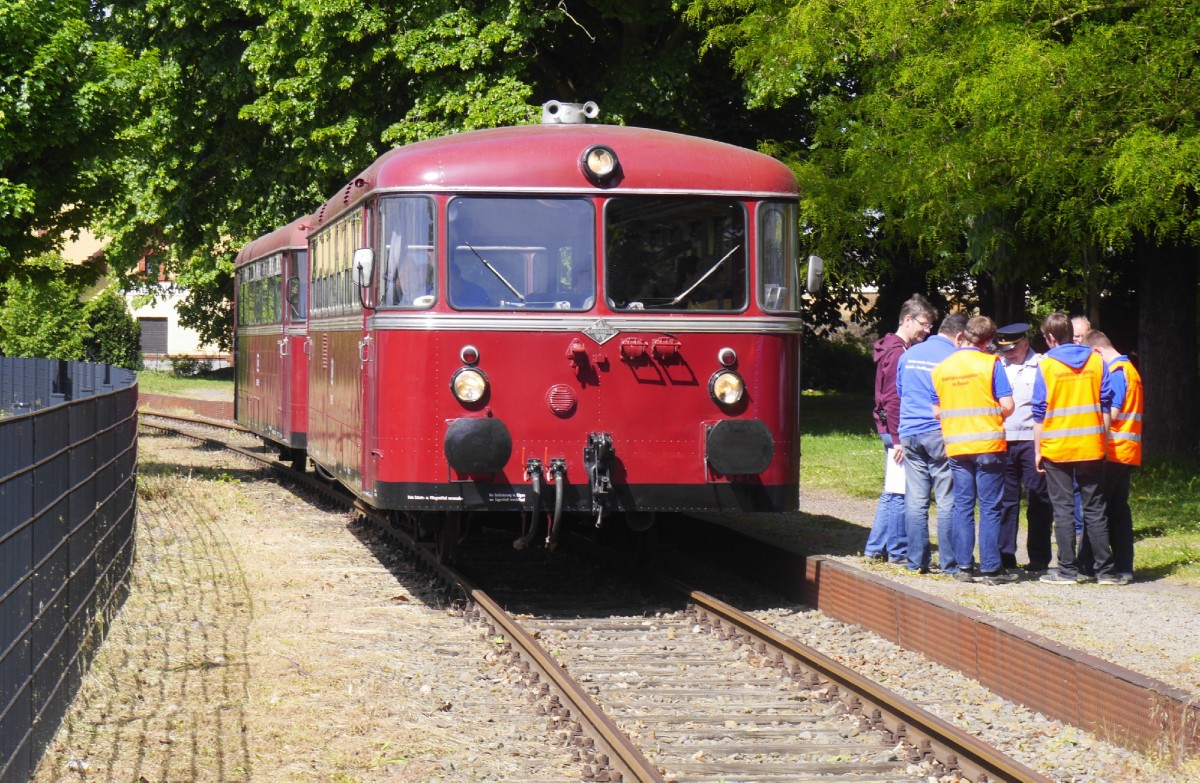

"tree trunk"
[1136,238,1199,457]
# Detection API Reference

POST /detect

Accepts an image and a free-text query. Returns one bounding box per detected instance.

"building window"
[139,317,169,355]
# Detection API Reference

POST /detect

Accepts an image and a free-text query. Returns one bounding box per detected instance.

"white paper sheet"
[884,448,906,494]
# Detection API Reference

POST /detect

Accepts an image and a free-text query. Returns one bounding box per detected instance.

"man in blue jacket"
[897,311,968,574]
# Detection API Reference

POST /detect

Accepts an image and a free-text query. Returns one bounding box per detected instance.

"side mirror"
[353,248,374,288]
[805,254,825,294]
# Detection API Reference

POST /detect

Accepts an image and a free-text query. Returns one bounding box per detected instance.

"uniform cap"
[995,323,1029,347]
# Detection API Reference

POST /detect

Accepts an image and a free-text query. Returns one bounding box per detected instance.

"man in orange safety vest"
[931,316,1015,584]
[1033,313,1117,585]
[1083,329,1142,585]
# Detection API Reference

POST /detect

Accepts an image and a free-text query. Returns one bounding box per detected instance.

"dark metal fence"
[0,359,138,783]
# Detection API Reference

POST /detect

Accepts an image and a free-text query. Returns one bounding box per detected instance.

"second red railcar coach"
[298,101,821,558]
[234,215,313,468]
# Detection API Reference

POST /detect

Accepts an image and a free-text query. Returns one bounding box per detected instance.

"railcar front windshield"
[447,197,595,310]
[605,198,747,312]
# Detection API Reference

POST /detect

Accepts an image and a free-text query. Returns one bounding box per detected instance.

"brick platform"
[138,391,234,421]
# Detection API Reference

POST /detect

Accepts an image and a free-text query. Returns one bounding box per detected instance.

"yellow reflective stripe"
[941,406,1002,417]
[1044,403,1102,418]
[944,431,1006,444]
[1049,425,1106,438]
[1113,411,1142,422]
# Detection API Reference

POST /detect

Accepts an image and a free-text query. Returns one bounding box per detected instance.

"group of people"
[865,296,1143,586]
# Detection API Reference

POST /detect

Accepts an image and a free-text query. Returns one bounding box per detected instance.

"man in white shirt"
[996,323,1054,572]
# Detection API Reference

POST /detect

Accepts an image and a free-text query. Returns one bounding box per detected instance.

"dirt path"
[31,430,572,782]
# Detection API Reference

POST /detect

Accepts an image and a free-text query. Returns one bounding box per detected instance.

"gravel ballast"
[30,432,1200,782]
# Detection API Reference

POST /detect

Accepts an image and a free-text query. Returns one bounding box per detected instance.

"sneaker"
[1023,563,1049,574]
[865,552,886,562]
[1097,574,1129,585]
[953,567,977,583]
[977,569,1020,585]
[1039,571,1081,585]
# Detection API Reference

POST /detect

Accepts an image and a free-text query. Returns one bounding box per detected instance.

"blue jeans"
[865,438,907,561]
[901,429,956,573]
[949,452,1006,574]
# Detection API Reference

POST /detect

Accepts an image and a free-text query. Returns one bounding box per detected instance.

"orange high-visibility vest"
[1107,357,1143,466]
[933,349,1007,457]
[1040,352,1106,462]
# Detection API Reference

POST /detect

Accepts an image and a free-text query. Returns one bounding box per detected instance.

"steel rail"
[349,501,665,783]
[665,579,1053,783]
[139,411,1049,783]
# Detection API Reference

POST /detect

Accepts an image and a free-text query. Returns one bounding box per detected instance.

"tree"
[83,286,143,370]
[0,0,148,273]
[687,0,1200,453]
[92,0,791,350]
[0,256,87,360]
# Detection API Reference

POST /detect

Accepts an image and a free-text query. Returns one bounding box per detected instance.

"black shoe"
[953,567,977,582]
[1023,563,1049,574]
[977,569,1020,585]
[865,552,887,562]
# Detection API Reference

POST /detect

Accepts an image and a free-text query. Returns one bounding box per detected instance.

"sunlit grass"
[800,392,878,499]
[137,367,234,396]
[801,392,1200,585]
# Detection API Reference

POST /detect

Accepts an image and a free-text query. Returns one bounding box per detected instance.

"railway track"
[138,411,1051,782]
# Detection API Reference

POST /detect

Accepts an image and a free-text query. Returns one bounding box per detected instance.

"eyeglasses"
[909,316,933,331]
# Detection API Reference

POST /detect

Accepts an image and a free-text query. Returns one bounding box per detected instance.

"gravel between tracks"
[30,430,1200,782]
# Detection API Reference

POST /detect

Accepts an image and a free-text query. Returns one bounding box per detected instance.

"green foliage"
[0,256,87,359]
[801,332,873,393]
[91,0,773,349]
[0,0,151,272]
[83,286,143,370]
[167,355,214,377]
[686,0,1200,284]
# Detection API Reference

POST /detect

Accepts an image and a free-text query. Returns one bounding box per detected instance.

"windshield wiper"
[464,241,524,302]
[666,245,740,306]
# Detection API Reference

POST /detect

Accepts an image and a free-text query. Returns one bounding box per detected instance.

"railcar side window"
[289,250,308,321]
[446,197,595,310]
[759,201,801,313]
[605,198,747,312]
[310,210,364,316]
[378,197,436,308]
[236,254,283,326]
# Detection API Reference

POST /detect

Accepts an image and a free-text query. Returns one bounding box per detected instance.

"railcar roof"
[234,215,315,268]
[313,123,798,229]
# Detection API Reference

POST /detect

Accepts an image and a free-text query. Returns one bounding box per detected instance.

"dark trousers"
[1079,462,1135,576]
[1001,440,1053,568]
[1044,458,1112,578]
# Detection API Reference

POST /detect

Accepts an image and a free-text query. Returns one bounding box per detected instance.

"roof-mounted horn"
[542,101,600,124]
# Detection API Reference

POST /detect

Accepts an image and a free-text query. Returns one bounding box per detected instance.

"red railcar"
[233,215,313,468]
[269,102,821,558]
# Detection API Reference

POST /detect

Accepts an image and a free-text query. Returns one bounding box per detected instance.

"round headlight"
[451,367,488,403]
[581,145,620,184]
[709,370,745,406]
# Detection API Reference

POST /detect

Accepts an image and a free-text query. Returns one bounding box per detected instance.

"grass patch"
[800,392,878,499]
[137,367,234,396]
[801,392,1200,585]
